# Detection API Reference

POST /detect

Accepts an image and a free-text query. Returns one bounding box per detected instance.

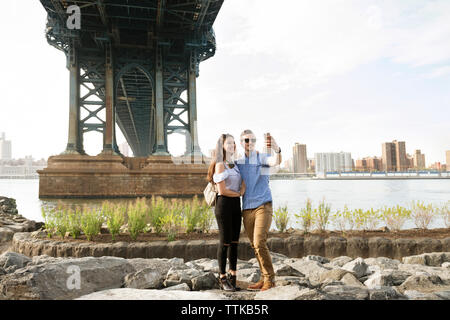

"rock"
[236,260,254,270]
[319,268,351,283]
[286,259,332,286]
[162,283,191,291]
[30,230,47,238]
[0,252,31,270]
[236,268,260,282]
[166,266,203,288]
[322,285,369,300]
[433,290,450,300]
[364,257,400,271]
[341,273,365,288]
[0,256,135,300]
[30,255,66,266]
[3,225,25,233]
[275,276,312,288]
[305,255,330,264]
[397,274,448,294]
[273,263,304,277]
[127,258,173,276]
[402,252,450,267]
[364,270,412,288]
[442,262,450,269]
[168,257,184,267]
[191,272,219,291]
[75,288,227,300]
[254,285,327,300]
[398,263,450,281]
[191,258,219,273]
[368,286,407,300]
[403,290,443,300]
[123,268,165,289]
[185,261,203,271]
[329,256,353,268]
[342,257,370,279]
[0,227,14,242]
[269,252,290,264]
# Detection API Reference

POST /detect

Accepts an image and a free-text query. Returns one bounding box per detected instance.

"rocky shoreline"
[1,250,449,300]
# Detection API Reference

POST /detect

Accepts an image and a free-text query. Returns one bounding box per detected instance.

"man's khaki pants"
[242,202,275,282]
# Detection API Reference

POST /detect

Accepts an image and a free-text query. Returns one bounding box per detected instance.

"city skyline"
[0,1,449,164]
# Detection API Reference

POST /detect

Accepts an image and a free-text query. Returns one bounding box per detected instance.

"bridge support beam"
[153,46,170,155]
[101,43,119,156]
[63,44,83,155]
[187,51,203,158]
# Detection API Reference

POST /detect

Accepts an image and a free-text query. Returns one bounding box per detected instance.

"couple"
[206,129,282,292]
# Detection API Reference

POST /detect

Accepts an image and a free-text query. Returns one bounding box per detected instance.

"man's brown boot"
[260,279,276,291]
[247,279,264,291]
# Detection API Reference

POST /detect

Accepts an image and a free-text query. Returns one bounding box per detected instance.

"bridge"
[38,0,224,198]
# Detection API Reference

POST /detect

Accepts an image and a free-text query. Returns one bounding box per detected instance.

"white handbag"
[203,182,218,206]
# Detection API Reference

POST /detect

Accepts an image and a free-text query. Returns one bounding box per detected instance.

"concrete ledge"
[11,232,450,261]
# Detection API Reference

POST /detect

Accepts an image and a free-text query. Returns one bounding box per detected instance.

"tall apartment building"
[413,149,426,169]
[0,132,12,160]
[118,141,130,157]
[382,140,407,171]
[355,156,382,171]
[314,152,352,174]
[292,143,307,173]
[446,150,450,167]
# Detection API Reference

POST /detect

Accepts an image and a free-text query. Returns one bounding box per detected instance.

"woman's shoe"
[227,273,241,291]
[218,275,235,292]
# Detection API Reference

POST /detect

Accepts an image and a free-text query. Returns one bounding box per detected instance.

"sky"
[0,0,449,166]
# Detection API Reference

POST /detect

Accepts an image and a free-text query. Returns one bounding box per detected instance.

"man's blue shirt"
[236,151,272,210]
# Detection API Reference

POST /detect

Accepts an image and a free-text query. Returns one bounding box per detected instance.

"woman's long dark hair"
[206,133,235,183]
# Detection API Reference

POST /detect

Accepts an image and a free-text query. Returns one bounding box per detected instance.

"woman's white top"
[213,162,241,193]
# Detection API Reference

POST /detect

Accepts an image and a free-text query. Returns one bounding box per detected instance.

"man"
[236,129,282,291]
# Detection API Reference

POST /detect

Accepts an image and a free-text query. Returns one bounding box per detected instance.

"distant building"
[413,150,426,170]
[0,132,12,160]
[292,143,307,173]
[282,158,293,172]
[430,162,444,171]
[355,156,382,171]
[307,158,315,172]
[0,156,46,177]
[314,152,352,174]
[406,153,414,169]
[446,150,450,167]
[382,140,408,171]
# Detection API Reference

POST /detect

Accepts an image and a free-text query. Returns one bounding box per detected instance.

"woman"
[206,134,246,292]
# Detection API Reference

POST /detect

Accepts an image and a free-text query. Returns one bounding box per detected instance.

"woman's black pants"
[214,195,241,275]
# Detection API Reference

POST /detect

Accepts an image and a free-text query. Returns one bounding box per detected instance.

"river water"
[0,179,449,230]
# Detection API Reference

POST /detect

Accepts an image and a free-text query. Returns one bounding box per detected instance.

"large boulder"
[364,257,400,272]
[254,285,332,300]
[0,227,14,242]
[76,288,227,300]
[123,268,165,289]
[322,285,369,300]
[397,274,450,294]
[191,272,219,291]
[402,252,450,267]
[364,270,412,288]
[0,252,31,271]
[0,256,135,300]
[368,286,407,300]
[328,256,353,268]
[165,265,204,288]
[341,257,370,279]
[273,263,304,277]
[286,259,332,286]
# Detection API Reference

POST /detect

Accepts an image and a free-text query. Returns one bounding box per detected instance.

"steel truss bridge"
[40,0,224,157]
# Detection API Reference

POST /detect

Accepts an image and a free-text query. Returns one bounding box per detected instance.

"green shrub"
[80,206,103,241]
[381,205,411,231]
[160,206,184,241]
[41,206,56,238]
[274,205,290,232]
[148,196,168,233]
[314,198,331,232]
[295,198,315,234]
[127,198,148,240]
[352,208,380,231]
[54,207,69,238]
[184,197,203,233]
[438,201,450,228]
[103,201,125,241]
[67,207,82,239]
[198,203,215,233]
[411,201,434,229]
